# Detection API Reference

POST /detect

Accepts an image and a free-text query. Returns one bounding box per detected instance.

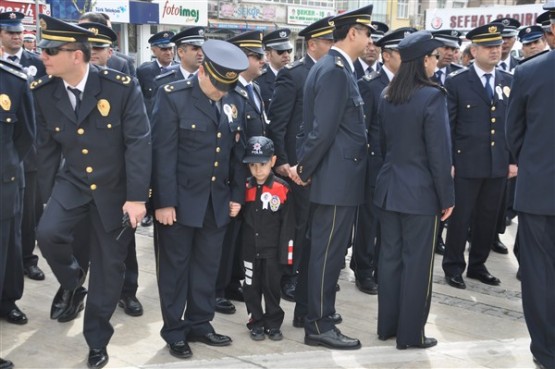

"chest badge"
[503,86,510,98]
[269,195,281,212]
[0,94,11,111]
[97,99,111,117]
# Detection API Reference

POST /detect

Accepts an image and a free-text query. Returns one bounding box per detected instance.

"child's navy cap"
[243,136,274,163]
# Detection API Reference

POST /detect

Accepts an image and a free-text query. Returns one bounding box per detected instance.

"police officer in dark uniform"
[0,56,35,369]
[491,17,521,72]
[151,39,248,359]
[293,5,372,350]
[353,27,416,295]
[518,25,548,59]
[136,31,176,119]
[0,11,46,284]
[537,10,555,49]
[442,23,514,290]
[213,30,267,315]
[32,15,151,369]
[267,16,335,314]
[256,28,292,114]
[354,21,387,79]
[506,5,555,368]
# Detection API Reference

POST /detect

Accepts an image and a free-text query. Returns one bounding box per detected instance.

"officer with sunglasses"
[256,28,292,114]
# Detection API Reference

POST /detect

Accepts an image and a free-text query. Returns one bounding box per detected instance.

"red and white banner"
[0,0,50,25]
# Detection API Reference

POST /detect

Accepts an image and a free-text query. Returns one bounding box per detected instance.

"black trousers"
[304,204,356,335]
[443,177,505,276]
[351,187,380,280]
[243,257,284,330]
[0,217,14,305]
[37,198,128,349]
[215,217,243,297]
[377,209,437,345]
[1,187,23,311]
[518,213,555,369]
[156,200,227,345]
[21,170,43,268]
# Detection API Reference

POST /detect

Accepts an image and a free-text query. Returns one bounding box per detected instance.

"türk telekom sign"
[0,0,50,24]
[158,0,207,26]
[426,4,544,31]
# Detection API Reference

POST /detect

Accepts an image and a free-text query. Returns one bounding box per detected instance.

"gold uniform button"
[214,162,219,167]
[491,142,495,146]
[86,167,93,173]
[55,127,60,132]
[10,176,15,181]
[491,118,496,123]
[217,132,222,138]
[216,147,221,153]
[82,149,89,155]
[457,149,461,154]
[491,106,496,112]
[211,176,216,182]
[77,128,85,135]
[107,123,112,129]
[6,118,11,123]
[491,129,495,135]
[191,124,196,129]
[90,184,97,190]
[466,104,471,108]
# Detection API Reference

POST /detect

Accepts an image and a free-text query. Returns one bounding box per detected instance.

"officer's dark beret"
[466,23,504,47]
[432,29,462,48]
[0,11,24,32]
[371,21,389,42]
[376,27,417,49]
[491,18,520,37]
[298,16,334,40]
[202,39,248,92]
[330,4,373,31]
[518,25,544,44]
[148,31,175,47]
[398,30,443,62]
[79,22,117,47]
[263,28,292,51]
[243,136,275,164]
[37,14,95,49]
[227,30,265,55]
[171,27,205,47]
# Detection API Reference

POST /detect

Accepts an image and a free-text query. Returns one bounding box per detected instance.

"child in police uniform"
[240,136,295,341]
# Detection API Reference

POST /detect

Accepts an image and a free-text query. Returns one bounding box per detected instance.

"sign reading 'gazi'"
[159,0,207,26]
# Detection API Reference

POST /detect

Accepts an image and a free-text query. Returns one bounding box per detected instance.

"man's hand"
[155,207,177,226]
[290,165,310,186]
[508,164,518,179]
[229,202,241,217]
[275,164,290,178]
[441,206,454,221]
[123,201,147,228]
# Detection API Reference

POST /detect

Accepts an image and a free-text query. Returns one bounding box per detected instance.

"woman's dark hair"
[386,54,437,105]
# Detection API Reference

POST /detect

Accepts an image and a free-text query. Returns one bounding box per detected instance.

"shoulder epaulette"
[450,63,464,70]
[285,58,305,70]
[0,61,28,81]
[155,69,177,81]
[518,49,548,65]
[234,84,248,99]
[29,74,54,90]
[335,56,345,68]
[98,69,133,86]
[434,84,448,94]
[162,79,193,93]
[448,67,467,78]
[260,67,268,75]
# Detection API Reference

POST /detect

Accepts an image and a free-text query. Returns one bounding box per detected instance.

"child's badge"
[260,192,272,209]
[269,195,280,212]
[97,99,110,117]
[0,94,11,111]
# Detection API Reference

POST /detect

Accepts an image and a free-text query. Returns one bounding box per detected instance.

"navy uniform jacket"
[151,77,245,229]
[297,49,368,206]
[358,70,389,190]
[32,66,152,232]
[255,66,276,114]
[154,65,185,88]
[444,66,513,178]
[234,81,266,141]
[268,56,314,167]
[107,54,131,75]
[137,60,177,117]
[19,49,46,79]
[113,51,136,76]
[431,63,462,85]
[506,50,555,215]
[374,86,454,215]
[0,61,35,220]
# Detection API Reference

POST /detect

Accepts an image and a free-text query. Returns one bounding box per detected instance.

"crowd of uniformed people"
[0,2,554,369]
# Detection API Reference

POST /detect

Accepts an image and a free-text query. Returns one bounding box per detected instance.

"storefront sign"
[0,0,50,24]
[92,0,130,23]
[287,6,334,26]
[426,4,544,31]
[218,2,285,23]
[159,0,207,26]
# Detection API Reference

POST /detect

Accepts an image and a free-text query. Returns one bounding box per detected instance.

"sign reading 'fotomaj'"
[92,0,130,23]
[287,6,334,26]
[425,4,544,31]
[158,0,207,26]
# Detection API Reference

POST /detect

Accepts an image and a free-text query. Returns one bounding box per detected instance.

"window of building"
[397,0,409,19]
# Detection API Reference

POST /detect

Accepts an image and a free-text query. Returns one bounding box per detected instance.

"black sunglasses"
[43,47,78,56]
[247,53,264,60]
[276,49,292,55]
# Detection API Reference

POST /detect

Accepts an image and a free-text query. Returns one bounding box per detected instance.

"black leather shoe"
[467,271,501,286]
[378,334,395,341]
[188,332,232,346]
[516,268,521,281]
[281,282,296,302]
[215,297,236,314]
[0,305,28,325]
[491,239,509,254]
[58,287,87,323]
[293,313,342,328]
[336,283,340,292]
[445,275,466,289]
[24,265,45,280]
[265,328,283,341]
[87,347,108,369]
[355,277,378,295]
[140,214,153,227]
[168,341,192,359]
[505,217,513,227]
[397,337,437,350]
[118,296,143,316]
[305,328,361,350]
[0,358,14,369]
[435,239,446,255]
[250,327,265,341]
[224,286,244,302]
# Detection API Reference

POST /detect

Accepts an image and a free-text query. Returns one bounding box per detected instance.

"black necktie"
[484,73,494,101]
[435,70,443,85]
[500,62,507,71]
[7,55,18,63]
[245,84,259,111]
[67,87,81,115]
[212,99,221,121]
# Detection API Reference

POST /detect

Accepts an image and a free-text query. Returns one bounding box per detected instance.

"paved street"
[1,220,537,368]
